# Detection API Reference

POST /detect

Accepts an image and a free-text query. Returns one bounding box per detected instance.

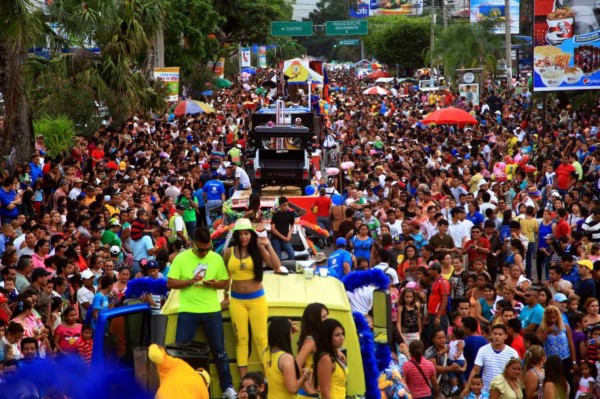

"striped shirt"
[474,344,519,390]
[582,215,600,243]
[402,357,436,398]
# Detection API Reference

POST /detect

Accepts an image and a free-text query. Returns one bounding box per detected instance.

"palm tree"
[38,0,167,125]
[0,0,46,167]
[429,20,504,83]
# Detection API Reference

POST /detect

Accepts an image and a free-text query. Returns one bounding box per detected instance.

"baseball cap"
[81,269,95,280]
[110,245,121,255]
[335,237,347,247]
[577,259,594,271]
[544,233,554,240]
[109,218,121,227]
[553,293,568,303]
[31,268,51,280]
[146,260,159,269]
[393,235,404,244]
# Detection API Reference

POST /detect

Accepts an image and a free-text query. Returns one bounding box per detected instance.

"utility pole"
[360,40,365,60]
[430,0,436,73]
[443,0,448,29]
[505,0,512,89]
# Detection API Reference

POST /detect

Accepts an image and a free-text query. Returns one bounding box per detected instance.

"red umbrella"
[422,107,478,127]
[367,70,391,79]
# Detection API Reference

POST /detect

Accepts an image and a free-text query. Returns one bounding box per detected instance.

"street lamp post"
[505,0,512,89]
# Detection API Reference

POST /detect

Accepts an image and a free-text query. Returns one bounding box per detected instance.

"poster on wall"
[350,0,423,16]
[533,0,600,90]
[153,67,180,101]
[458,83,480,106]
[470,0,520,33]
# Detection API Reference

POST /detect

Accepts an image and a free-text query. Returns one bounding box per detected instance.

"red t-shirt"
[555,219,571,239]
[464,237,491,265]
[313,196,332,218]
[510,334,526,359]
[555,163,575,190]
[428,277,450,315]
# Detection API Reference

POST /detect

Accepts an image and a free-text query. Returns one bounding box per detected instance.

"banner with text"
[470,0,520,33]
[533,0,600,91]
[153,67,180,101]
[241,47,251,67]
[350,0,423,16]
[259,46,267,68]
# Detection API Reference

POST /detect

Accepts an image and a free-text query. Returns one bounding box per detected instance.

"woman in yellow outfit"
[263,317,311,399]
[223,218,281,378]
[296,303,329,399]
[314,319,348,399]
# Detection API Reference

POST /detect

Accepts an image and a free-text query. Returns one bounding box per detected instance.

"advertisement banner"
[350,0,423,16]
[241,47,251,67]
[469,0,520,33]
[533,0,600,91]
[153,67,180,101]
[259,46,267,69]
[459,83,480,106]
[214,57,225,78]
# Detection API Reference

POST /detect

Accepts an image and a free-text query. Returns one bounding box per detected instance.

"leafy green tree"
[163,0,221,76]
[428,20,504,82]
[298,0,341,57]
[364,16,430,69]
[33,114,77,157]
[0,0,46,166]
[38,0,168,126]
[212,0,293,55]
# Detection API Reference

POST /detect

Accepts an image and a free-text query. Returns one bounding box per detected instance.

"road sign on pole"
[325,20,368,36]
[339,39,360,45]
[270,21,313,37]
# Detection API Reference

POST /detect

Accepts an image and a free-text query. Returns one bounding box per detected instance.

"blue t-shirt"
[562,266,580,286]
[0,188,18,221]
[328,249,353,277]
[203,180,226,201]
[519,303,544,329]
[351,236,373,261]
[193,188,205,207]
[29,162,43,185]
[464,335,488,380]
[91,292,109,330]
[466,211,484,227]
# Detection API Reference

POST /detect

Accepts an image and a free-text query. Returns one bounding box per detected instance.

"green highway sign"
[271,21,313,37]
[339,39,360,46]
[326,20,368,36]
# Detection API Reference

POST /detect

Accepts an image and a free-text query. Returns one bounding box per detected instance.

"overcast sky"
[292,0,319,21]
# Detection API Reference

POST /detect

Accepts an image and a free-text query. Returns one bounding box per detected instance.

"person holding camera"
[237,371,267,399]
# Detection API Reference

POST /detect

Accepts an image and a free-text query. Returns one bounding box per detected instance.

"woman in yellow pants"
[223,218,281,377]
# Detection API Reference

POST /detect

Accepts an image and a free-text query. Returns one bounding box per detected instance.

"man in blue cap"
[327,237,355,278]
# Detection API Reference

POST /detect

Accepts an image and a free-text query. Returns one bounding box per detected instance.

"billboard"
[241,47,251,67]
[470,0,520,33]
[259,46,267,69]
[459,83,480,106]
[153,67,180,101]
[350,0,423,16]
[533,0,600,91]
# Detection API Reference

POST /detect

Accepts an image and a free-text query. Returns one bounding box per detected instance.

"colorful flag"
[323,67,330,103]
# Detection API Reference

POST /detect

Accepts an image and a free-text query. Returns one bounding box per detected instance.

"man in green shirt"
[101,217,122,250]
[166,227,236,399]
[177,187,199,237]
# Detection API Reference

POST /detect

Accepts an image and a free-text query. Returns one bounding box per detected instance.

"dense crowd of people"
[0,63,600,399]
